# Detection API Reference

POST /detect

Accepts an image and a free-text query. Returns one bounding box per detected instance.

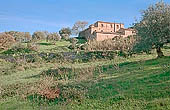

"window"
[110,24,113,28]
[101,30,103,32]
[101,24,104,27]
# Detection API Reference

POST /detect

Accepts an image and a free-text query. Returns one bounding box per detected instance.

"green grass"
[0,42,170,110]
[37,40,71,53]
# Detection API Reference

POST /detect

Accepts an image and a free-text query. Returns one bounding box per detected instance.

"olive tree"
[133,1,170,58]
[32,31,46,40]
[59,27,71,40]
[47,32,61,42]
[5,31,31,42]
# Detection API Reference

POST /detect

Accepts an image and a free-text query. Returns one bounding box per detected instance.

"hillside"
[0,41,170,110]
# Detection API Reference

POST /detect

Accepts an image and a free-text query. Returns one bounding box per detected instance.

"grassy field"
[0,41,170,110]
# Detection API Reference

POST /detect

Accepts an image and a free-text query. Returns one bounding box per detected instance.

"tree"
[59,27,71,40]
[5,31,31,42]
[32,31,46,40]
[24,32,32,42]
[133,1,170,58]
[0,33,15,50]
[72,21,88,36]
[47,32,61,43]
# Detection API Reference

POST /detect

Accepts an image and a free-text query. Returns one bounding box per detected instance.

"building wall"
[79,21,135,41]
[96,33,120,41]
[79,28,95,40]
[92,22,124,33]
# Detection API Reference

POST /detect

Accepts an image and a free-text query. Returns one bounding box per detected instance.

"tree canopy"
[133,1,170,57]
[32,31,46,40]
[59,27,72,40]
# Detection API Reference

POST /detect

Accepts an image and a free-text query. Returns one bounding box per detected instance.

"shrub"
[87,35,137,55]
[0,33,15,50]
[2,43,36,55]
[37,76,60,100]
[69,38,78,50]
[60,86,86,103]
[27,42,38,51]
[28,76,60,103]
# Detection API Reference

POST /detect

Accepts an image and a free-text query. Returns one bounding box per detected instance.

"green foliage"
[76,37,87,44]
[2,47,32,55]
[2,43,36,55]
[133,1,170,57]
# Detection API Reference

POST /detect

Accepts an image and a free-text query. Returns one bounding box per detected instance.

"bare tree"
[72,21,88,36]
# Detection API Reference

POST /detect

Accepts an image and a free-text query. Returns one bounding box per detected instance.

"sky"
[0,0,170,33]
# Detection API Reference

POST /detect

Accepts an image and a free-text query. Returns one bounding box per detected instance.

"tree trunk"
[156,47,164,58]
[46,37,48,42]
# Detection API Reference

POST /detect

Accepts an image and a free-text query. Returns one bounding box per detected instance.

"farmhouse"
[79,21,136,41]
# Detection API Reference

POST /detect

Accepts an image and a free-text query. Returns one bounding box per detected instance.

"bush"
[0,33,15,50]
[28,76,60,103]
[2,43,36,55]
[27,42,38,51]
[87,36,137,53]
[69,38,78,50]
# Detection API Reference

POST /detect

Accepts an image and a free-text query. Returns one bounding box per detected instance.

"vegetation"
[32,31,46,41]
[72,21,88,36]
[0,36,170,109]
[0,33,15,50]
[46,32,61,43]
[134,1,170,58]
[5,31,32,43]
[87,36,136,55]
[59,27,72,40]
[0,1,170,110]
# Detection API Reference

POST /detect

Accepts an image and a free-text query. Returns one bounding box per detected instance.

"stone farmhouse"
[79,21,136,41]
